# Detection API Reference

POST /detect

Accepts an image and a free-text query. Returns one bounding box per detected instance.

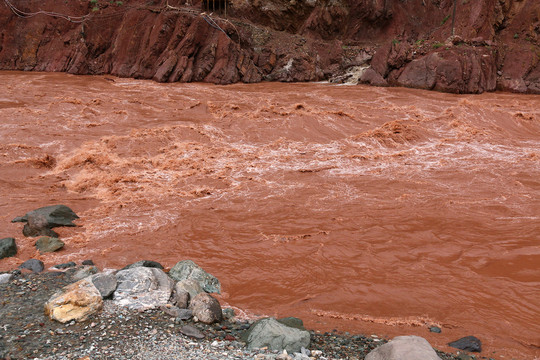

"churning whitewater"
[0,72,539,358]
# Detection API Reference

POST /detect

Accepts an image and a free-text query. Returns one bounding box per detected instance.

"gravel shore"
[0,268,467,360]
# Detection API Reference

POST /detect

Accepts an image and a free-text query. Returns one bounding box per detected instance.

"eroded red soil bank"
[1,0,540,93]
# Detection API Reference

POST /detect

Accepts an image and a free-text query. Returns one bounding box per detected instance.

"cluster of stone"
[39,259,318,355]
[1,205,80,262]
[3,205,483,358]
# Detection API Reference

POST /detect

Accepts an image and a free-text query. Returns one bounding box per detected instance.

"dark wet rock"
[121,260,164,270]
[82,259,95,265]
[19,259,44,273]
[22,221,58,238]
[14,205,77,237]
[429,326,442,333]
[35,236,64,253]
[189,292,223,324]
[14,205,78,238]
[113,267,174,310]
[72,266,99,281]
[169,260,221,294]
[53,261,77,269]
[0,273,13,284]
[0,237,17,259]
[244,317,310,353]
[12,205,79,227]
[180,324,205,339]
[277,316,305,330]
[448,336,482,352]
[90,272,117,298]
[365,335,442,360]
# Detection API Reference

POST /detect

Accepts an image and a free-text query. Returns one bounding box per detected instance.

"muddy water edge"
[0,71,539,359]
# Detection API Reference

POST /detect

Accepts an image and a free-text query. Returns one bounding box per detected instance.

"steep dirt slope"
[0,0,539,93]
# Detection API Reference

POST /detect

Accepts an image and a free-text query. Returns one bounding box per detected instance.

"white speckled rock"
[113,267,174,310]
[0,273,13,284]
[365,335,442,360]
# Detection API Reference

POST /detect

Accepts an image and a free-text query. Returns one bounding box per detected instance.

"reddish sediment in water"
[0,72,539,358]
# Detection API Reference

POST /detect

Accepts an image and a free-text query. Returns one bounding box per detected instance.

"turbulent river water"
[0,71,539,358]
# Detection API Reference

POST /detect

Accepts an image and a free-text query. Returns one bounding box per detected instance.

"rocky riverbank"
[0,262,483,360]
[0,0,539,94]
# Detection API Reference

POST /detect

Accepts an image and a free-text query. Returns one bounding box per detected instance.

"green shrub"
[441,14,451,25]
[433,42,444,49]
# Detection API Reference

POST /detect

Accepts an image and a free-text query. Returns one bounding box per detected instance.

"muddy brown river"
[0,71,539,358]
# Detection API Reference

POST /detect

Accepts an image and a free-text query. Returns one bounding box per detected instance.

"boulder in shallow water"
[44,278,103,323]
[12,205,79,227]
[244,317,310,353]
[35,236,64,253]
[169,260,221,294]
[189,292,223,324]
[13,205,78,238]
[19,259,44,273]
[365,335,442,360]
[0,237,17,259]
[113,267,174,310]
[448,336,482,352]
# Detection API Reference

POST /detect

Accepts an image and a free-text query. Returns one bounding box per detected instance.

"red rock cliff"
[0,0,539,93]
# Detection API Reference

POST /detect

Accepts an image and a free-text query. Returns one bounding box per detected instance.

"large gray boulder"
[89,272,117,298]
[189,292,223,324]
[0,238,17,259]
[244,317,310,353]
[169,260,221,294]
[365,336,442,360]
[12,205,79,237]
[113,267,174,310]
[12,205,79,227]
